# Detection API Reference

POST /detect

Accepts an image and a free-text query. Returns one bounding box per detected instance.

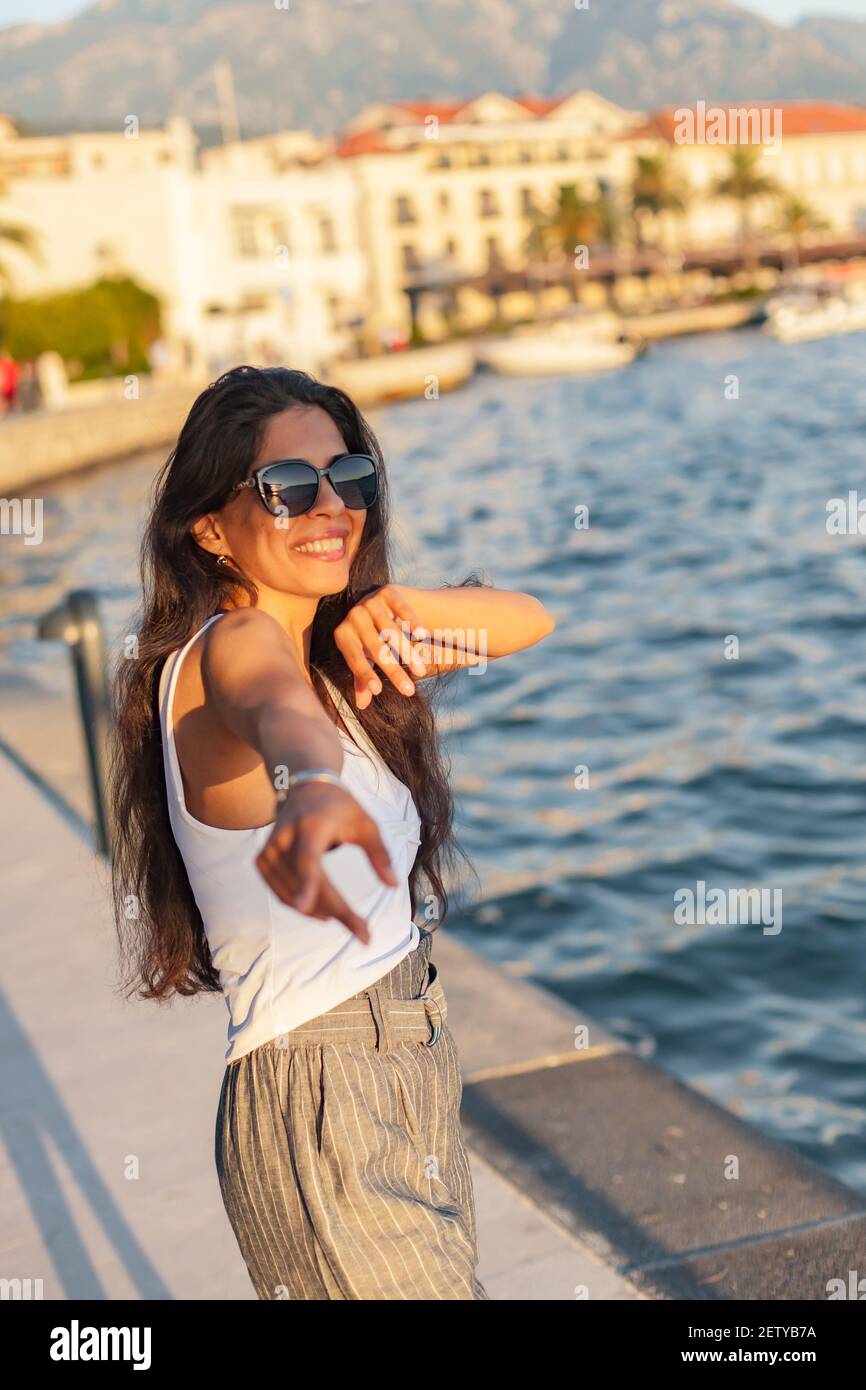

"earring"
[217,555,229,566]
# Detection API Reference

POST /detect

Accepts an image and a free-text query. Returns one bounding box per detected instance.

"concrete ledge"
[634,1214,866,1300]
[431,928,626,1080]
[0,752,640,1299]
[3,735,863,1301]
[430,932,866,1301]
[0,380,206,493]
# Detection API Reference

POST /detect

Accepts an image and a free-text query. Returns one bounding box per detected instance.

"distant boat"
[764,285,866,342]
[622,299,765,340]
[327,342,475,405]
[475,314,639,378]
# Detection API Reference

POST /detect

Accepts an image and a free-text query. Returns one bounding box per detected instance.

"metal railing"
[38,589,113,857]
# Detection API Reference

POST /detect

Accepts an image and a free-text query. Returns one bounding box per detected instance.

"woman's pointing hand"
[256,779,398,943]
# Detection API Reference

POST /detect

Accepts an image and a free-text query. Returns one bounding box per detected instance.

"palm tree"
[0,173,38,290]
[630,152,689,250]
[773,194,829,272]
[524,183,622,308]
[525,182,619,274]
[0,176,39,351]
[0,220,36,294]
[714,147,779,267]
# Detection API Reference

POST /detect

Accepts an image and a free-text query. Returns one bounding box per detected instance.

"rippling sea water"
[3,328,866,1192]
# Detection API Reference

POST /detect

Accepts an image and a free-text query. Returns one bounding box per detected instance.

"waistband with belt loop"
[272,962,447,1055]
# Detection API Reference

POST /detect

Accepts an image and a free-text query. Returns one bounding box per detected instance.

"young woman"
[110,364,556,1301]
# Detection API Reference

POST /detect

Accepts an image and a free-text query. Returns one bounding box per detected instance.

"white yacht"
[764,282,866,343]
[476,312,641,378]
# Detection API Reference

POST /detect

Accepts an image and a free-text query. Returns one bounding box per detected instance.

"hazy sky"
[738,0,866,20]
[0,0,87,23]
[0,0,865,27]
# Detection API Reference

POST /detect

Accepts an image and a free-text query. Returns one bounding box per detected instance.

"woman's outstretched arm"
[203,608,397,937]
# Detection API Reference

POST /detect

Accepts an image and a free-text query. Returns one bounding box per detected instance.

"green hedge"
[0,275,162,380]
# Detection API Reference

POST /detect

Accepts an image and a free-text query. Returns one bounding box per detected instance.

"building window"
[401,243,421,272]
[232,208,289,259]
[94,241,119,271]
[438,190,450,213]
[556,144,570,161]
[394,198,419,225]
[444,238,457,259]
[433,153,452,168]
[519,187,536,216]
[319,216,337,252]
[235,220,259,258]
[394,194,417,224]
[518,147,533,163]
[327,293,342,330]
[485,235,502,267]
[478,188,498,217]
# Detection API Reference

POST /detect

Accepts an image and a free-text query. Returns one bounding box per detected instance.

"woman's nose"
[314,475,346,512]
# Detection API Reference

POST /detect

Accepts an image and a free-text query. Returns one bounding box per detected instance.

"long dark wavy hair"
[110,364,481,1003]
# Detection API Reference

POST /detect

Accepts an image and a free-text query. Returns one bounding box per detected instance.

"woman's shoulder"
[198,607,311,701]
[201,607,289,660]
[208,606,284,637]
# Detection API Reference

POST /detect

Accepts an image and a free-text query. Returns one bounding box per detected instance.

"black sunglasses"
[231,452,379,518]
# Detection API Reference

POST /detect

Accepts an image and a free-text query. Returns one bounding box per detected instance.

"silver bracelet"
[274,768,344,805]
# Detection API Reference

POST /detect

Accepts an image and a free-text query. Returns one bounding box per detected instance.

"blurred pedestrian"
[16,359,42,412]
[35,350,68,409]
[0,347,19,415]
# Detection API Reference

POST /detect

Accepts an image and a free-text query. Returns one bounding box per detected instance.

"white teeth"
[293,537,345,555]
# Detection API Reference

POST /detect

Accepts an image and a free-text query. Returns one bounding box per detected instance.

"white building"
[0,115,368,374]
[4,94,862,372]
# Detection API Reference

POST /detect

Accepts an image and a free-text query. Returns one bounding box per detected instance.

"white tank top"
[157,612,422,1062]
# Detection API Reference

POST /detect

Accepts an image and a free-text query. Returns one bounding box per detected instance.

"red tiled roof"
[383,95,567,124]
[334,130,402,158]
[622,102,866,142]
[512,96,565,116]
[388,100,471,123]
[337,94,570,155]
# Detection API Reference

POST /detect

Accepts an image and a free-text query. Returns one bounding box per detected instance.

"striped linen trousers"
[215,928,489,1300]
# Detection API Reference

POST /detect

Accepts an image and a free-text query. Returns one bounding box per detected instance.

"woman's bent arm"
[334,583,556,704]
[400,585,555,659]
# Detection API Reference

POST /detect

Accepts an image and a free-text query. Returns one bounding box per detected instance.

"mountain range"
[0,0,865,139]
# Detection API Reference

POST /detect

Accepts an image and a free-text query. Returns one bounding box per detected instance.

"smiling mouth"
[291,537,347,559]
